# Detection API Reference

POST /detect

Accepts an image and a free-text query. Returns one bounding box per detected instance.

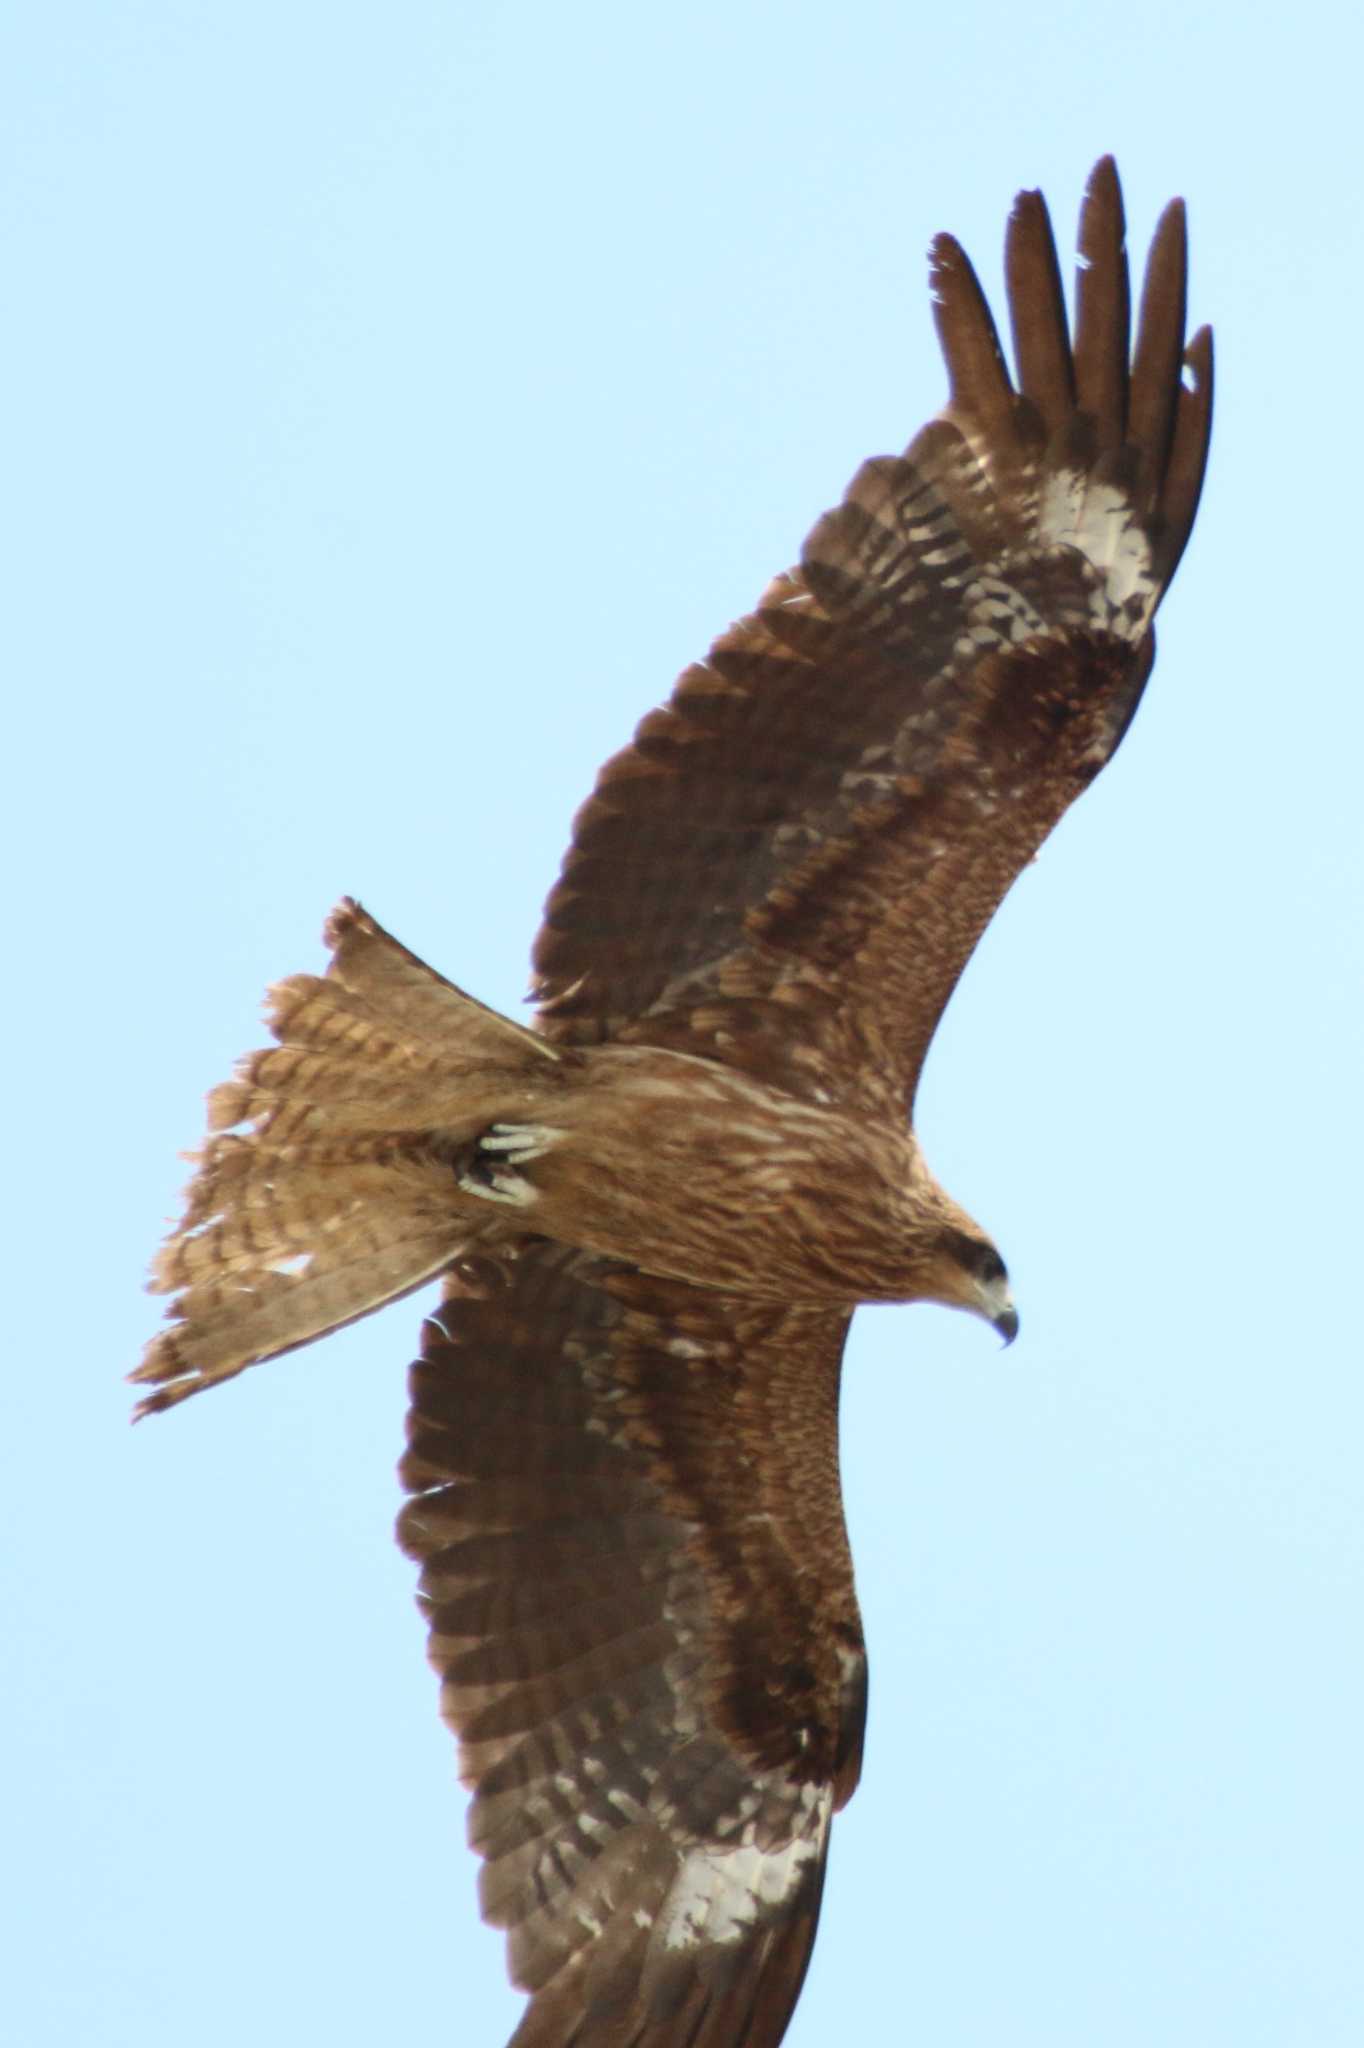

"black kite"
[136,159,1212,2047]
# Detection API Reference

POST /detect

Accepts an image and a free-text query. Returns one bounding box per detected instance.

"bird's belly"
[522,1055,920,1304]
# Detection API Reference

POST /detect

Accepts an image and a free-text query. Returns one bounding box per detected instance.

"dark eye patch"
[941,1227,1006,1284]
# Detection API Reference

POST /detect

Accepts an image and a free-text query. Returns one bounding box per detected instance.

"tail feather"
[135,1217,461,1418]
[209,899,558,1143]
[133,900,560,1417]
[324,897,558,1062]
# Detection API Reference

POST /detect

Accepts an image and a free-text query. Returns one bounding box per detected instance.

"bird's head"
[936,1224,1018,1344]
[906,1173,1018,1343]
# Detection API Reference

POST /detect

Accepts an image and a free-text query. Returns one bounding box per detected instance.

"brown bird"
[135,158,1211,2048]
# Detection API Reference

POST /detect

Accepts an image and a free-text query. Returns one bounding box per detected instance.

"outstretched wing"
[399,1244,865,2047]
[531,159,1212,1117]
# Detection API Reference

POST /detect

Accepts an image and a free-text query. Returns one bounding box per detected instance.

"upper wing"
[399,1241,865,2047]
[530,159,1212,1117]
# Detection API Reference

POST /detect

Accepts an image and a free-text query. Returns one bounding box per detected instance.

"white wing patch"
[658,1785,832,1953]
[1038,470,1157,632]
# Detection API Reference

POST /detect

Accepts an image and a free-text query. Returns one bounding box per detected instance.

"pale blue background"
[4,5,1361,2044]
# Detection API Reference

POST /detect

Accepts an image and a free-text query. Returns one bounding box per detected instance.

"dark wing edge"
[530,159,1211,1110]
[398,1243,865,2048]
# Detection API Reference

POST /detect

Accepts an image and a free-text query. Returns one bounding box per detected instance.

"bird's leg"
[455,1122,566,1207]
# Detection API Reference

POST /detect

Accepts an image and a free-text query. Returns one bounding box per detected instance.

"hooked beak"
[974,1266,1018,1348]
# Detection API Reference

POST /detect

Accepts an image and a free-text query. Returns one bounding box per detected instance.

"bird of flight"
[136,159,1211,2048]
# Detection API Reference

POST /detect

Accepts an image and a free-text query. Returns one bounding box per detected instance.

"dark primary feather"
[1004,189,1074,430]
[929,230,1016,445]
[1128,198,1187,496]
[1157,324,1213,585]
[1073,155,1131,449]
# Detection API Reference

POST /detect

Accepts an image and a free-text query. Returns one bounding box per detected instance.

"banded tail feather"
[132,900,560,1416]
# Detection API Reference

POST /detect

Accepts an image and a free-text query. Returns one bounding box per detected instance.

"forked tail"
[132,899,562,1417]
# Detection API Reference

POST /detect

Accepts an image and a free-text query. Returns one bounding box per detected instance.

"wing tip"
[926,229,967,301]
[945,156,1210,603]
[1084,152,1122,212]
[1186,321,1214,379]
[928,229,1014,429]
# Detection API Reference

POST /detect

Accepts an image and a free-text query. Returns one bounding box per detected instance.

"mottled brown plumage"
[136,160,1212,2047]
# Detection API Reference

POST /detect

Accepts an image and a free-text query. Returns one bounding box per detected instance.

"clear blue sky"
[5,5,1361,2044]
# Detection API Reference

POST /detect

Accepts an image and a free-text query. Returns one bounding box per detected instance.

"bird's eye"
[941,1228,1006,1284]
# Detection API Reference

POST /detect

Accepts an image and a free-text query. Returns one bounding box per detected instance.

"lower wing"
[399,1241,866,2047]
